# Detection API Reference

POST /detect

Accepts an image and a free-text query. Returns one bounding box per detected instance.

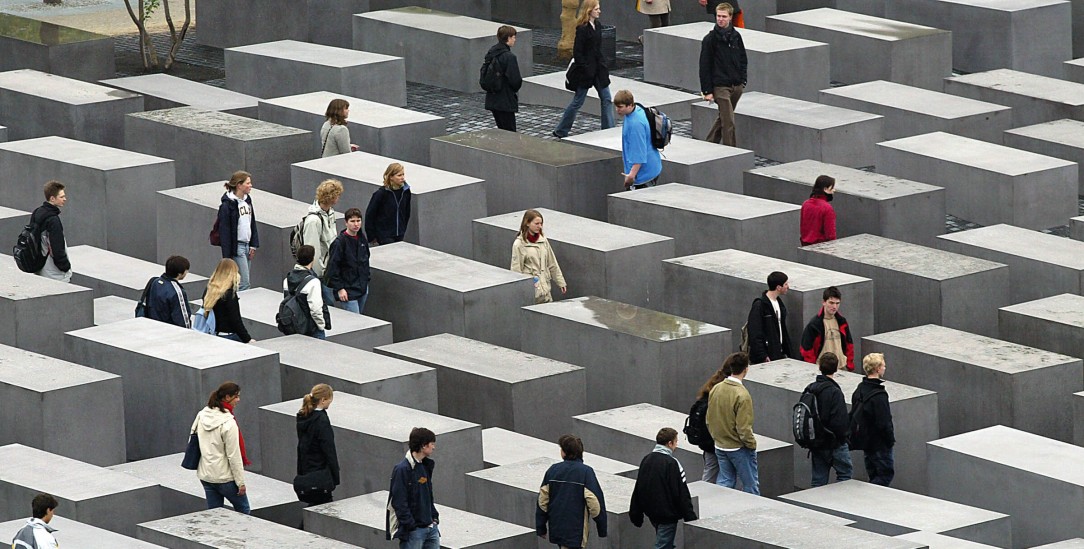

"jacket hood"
[309,200,336,216]
[485,42,510,61]
[197,406,234,431]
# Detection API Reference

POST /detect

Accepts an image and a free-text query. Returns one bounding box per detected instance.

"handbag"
[293,467,334,501]
[181,432,200,470]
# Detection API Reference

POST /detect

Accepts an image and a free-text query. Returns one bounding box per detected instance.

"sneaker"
[551,131,563,139]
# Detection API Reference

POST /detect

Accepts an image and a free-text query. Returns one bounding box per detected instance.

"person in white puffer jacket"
[191,381,250,514]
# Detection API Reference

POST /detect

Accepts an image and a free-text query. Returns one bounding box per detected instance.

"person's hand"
[699,0,708,5]
[237,485,247,496]
[622,173,635,188]
[247,339,258,343]
[560,286,567,294]
[704,93,714,102]
[248,247,256,260]
[338,289,348,302]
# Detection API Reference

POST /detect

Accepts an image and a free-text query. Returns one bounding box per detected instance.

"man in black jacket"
[326,208,371,314]
[808,354,853,487]
[145,255,192,329]
[698,2,747,147]
[851,352,895,486]
[747,271,794,364]
[484,25,524,132]
[630,428,697,549]
[31,180,71,282]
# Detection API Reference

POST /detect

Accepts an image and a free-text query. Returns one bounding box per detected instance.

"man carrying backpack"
[614,89,662,190]
[851,352,894,486]
[483,25,523,132]
[805,354,852,487]
[30,180,71,282]
[282,245,330,339]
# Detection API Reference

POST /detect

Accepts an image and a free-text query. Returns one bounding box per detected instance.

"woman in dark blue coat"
[364,163,411,245]
[552,0,615,138]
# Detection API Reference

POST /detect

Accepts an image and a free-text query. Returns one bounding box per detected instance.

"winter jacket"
[800,307,855,371]
[746,293,794,364]
[320,122,351,157]
[145,275,192,329]
[484,42,523,113]
[301,202,338,278]
[192,406,246,487]
[11,518,58,549]
[800,194,836,245]
[30,202,70,273]
[365,185,411,245]
[567,21,610,90]
[809,375,849,449]
[851,377,894,452]
[296,409,340,486]
[706,378,756,450]
[386,453,439,540]
[284,266,329,332]
[629,447,697,527]
[699,24,747,93]
[637,0,671,15]
[217,192,259,259]
[537,458,607,548]
[511,235,566,304]
[326,229,371,301]
[208,288,252,343]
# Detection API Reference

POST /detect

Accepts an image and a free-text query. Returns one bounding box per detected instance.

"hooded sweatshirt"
[192,406,246,487]
[301,201,338,278]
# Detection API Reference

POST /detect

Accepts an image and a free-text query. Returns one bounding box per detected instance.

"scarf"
[222,401,251,466]
[526,232,540,243]
[653,443,687,482]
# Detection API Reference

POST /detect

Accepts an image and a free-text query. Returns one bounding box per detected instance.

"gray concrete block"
[259,90,444,164]
[607,182,802,259]
[520,72,700,120]
[366,242,534,348]
[878,132,1077,229]
[125,107,311,195]
[0,516,166,548]
[863,324,1081,442]
[565,127,755,193]
[101,74,259,118]
[0,125,6,141]
[744,160,946,246]
[686,507,926,548]
[255,334,436,412]
[472,208,675,308]
[258,392,481,507]
[661,249,873,356]
[0,14,115,82]
[943,69,1084,128]
[643,23,829,101]
[928,425,1084,548]
[799,234,1010,337]
[63,318,281,465]
[1004,119,1084,194]
[767,8,952,89]
[68,245,208,302]
[225,40,407,106]
[1077,392,1084,447]
[304,490,535,548]
[1068,58,1084,83]
[430,129,623,221]
[820,80,1013,142]
[895,531,1002,548]
[0,444,162,536]
[999,293,1084,362]
[136,508,355,548]
[0,69,141,148]
[0,344,125,466]
[376,334,586,441]
[521,296,729,412]
[0,206,27,249]
[94,295,138,326]
[0,263,94,357]
[291,151,484,258]
[743,358,938,493]
[937,224,1084,303]
[482,427,638,478]
[1034,540,1084,549]
[689,480,854,523]
[0,136,175,262]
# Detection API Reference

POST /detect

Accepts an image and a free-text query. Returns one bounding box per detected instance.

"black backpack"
[12,220,47,273]
[793,383,832,450]
[848,386,886,451]
[683,397,711,446]
[134,277,158,318]
[277,274,317,336]
[636,103,673,150]
[479,54,504,93]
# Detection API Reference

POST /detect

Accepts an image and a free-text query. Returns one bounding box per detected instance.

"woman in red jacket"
[800,175,837,246]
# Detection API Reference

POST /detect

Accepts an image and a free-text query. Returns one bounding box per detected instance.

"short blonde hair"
[862,353,885,375]
[316,179,343,207]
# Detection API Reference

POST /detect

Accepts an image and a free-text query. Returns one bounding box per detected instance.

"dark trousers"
[864,448,895,486]
[705,84,744,147]
[648,13,670,27]
[492,110,517,132]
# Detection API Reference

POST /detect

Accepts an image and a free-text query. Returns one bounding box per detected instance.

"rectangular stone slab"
[798,234,1010,336]
[258,392,481,507]
[472,207,675,308]
[94,295,138,326]
[943,69,1084,128]
[685,507,926,548]
[689,480,854,523]
[375,333,585,441]
[67,245,208,302]
[565,127,755,193]
[101,74,259,118]
[895,531,1001,548]
[481,427,638,478]
[0,516,165,548]
[0,14,115,82]
[999,293,1084,365]
[0,263,94,357]
[1034,541,1084,549]
[744,160,946,246]
[863,324,1082,442]
[0,136,175,261]
[520,72,700,120]
[878,131,1077,229]
[1068,58,1084,83]
[136,508,357,548]
[607,182,801,259]
[0,206,26,250]
[255,334,436,412]
[1004,119,1084,194]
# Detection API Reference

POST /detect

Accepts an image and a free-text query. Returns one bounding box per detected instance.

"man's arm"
[699,36,714,98]
[44,216,70,272]
[389,466,417,533]
[746,300,768,362]
[799,320,820,364]
[585,469,608,537]
[504,52,523,92]
[735,393,757,450]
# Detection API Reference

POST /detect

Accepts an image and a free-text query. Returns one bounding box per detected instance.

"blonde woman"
[295,384,339,505]
[364,163,411,246]
[201,258,254,344]
[301,179,343,306]
[511,209,567,303]
[552,0,614,138]
[320,98,357,157]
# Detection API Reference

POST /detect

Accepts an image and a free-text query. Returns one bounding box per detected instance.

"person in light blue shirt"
[614,89,663,190]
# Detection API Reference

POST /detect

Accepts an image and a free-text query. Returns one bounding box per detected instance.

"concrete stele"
[101,74,260,117]
[481,427,638,478]
[519,72,700,120]
[0,516,165,548]
[93,295,138,326]
[685,506,925,548]
[1003,118,1084,194]
[943,69,1084,128]
[999,293,1084,364]
[688,480,854,523]
[67,245,208,301]
[136,508,357,548]
[0,263,94,357]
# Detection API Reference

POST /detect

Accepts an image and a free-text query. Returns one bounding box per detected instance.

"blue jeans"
[234,242,251,291]
[715,447,760,495]
[335,285,368,315]
[553,84,615,137]
[653,522,677,549]
[865,448,895,486]
[321,283,336,306]
[313,329,326,340]
[201,480,251,514]
[702,449,719,483]
[811,443,854,487]
[400,524,440,549]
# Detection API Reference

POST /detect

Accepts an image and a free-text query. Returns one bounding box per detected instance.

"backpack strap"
[138,276,158,307]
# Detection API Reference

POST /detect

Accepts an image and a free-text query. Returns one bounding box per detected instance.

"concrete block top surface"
[482,427,636,475]
[865,324,1079,373]
[231,288,389,332]
[127,107,310,140]
[768,8,949,40]
[109,453,295,510]
[743,358,935,403]
[294,150,482,194]
[226,39,401,67]
[0,516,166,548]
[256,335,429,383]
[101,74,258,111]
[160,182,344,229]
[469,456,639,513]
[0,205,28,218]
[66,317,279,369]
[0,263,92,299]
[358,7,531,38]
[0,69,140,104]
[896,532,1000,548]
[68,245,210,286]
[370,242,532,291]
[0,343,119,391]
[260,91,441,127]
[691,507,924,547]
[526,72,700,108]
[524,296,728,342]
[0,136,172,170]
[613,182,801,218]
[937,0,1067,10]
[476,208,673,251]
[1033,540,1084,548]
[880,131,1075,174]
[433,128,620,166]
[780,480,1008,532]
[574,403,790,451]
[376,333,582,383]
[665,248,870,288]
[803,234,1007,280]
[738,92,883,128]
[0,13,108,44]
[688,481,852,524]
[823,80,1011,119]
[95,295,138,326]
[138,508,357,547]
[1000,293,1084,328]
[565,127,752,163]
[260,391,478,440]
[930,425,1084,484]
[0,444,155,498]
[947,69,1084,106]
[1005,118,1084,147]
[938,224,1084,269]
[749,160,944,200]
[647,22,830,53]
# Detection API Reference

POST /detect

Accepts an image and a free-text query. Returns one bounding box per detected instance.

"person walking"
[302,179,343,305]
[691,366,729,483]
[217,171,258,291]
[484,25,524,132]
[511,209,567,304]
[295,383,340,506]
[699,2,747,147]
[201,258,255,344]
[365,163,411,246]
[747,271,795,364]
[10,494,59,549]
[637,0,671,43]
[706,352,759,495]
[31,180,71,283]
[800,175,837,246]
[614,89,662,190]
[144,255,192,329]
[552,0,615,139]
[806,354,853,487]
[283,245,331,340]
[326,207,371,314]
[851,353,895,486]
[629,428,697,549]
[320,98,358,157]
[191,382,251,514]
[386,427,441,549]
[537,434,607,548]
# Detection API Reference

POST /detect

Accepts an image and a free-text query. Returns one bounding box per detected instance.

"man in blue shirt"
[614,89,663,190]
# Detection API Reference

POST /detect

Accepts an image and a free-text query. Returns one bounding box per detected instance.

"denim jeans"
[200,480,251,514]
[715,447,760,495]
[321,283,336,306]
[553,84,615,137]
[234,242,251,291]
[313,329,326,340]
[702,449,719,483]
[653,522,677,549]
[335,286,368,315]
[865,448,895,487]
[811,443,854,487]
[400,524,440,549]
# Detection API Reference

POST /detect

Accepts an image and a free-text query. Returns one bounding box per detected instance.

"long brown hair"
[325,98,349,125]
[298,383,334,417]
[207,382,240,412]
[697,367,729,400]
[518,209,543,241]
[576,0,599,26]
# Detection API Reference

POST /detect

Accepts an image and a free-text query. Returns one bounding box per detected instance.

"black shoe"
[551,131,563,139]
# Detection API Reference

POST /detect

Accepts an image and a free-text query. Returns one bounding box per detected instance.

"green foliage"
[144,0,161,21]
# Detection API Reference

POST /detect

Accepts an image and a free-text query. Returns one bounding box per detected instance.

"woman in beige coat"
[637,0,671,42]
[511,209,567,304]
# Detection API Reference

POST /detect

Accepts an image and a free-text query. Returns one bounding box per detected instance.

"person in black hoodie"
[326,208,371,314]
[365,163,411,246]
[698,2,747,147]
[807,354,853,487]
[31,180,71,282]
[746,271,794,364]
[629,428,697,549]
[484,25,524,132]
[201,259,254,343]
[295,383,339,506]
[851,352,895,486]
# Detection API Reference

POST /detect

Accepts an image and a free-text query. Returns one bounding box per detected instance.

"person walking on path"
[320,98,358,157]
[699,2,747,147]
[552,0,615,138]
[511,209,567,304]
[295,383,340,506]
[614,89,662,190]
[386,427,441,549]
[537,434,608,548]
[217,171,258,291]
[326,208,371,314]
[365,163,411,246]
[484,25,524,132]
[191,382,251,514]
[31,180,71,283]
[201,258,255,343]
[629,427,697,549]
[706,352,759,495]
[851,353,895,486]
[800,175,837,246]
[806,354,854,487]
[10,494,59,549]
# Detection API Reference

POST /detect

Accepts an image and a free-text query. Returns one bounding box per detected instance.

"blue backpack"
[192,307,216,335]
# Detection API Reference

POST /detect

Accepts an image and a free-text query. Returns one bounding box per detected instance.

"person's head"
[716,2,734,26]
[296,244,316,268]
[325,98,350,125]
[409,427,437,457]
[818,353,839,376]
[208,381,240,412]
[519,209,544,240]
[44,180,66,207]
[614,89,635,116]
[203,258,240,309]
[812,175,835,197]
[767,271,789,294]
[697,366,730,399]
[558,434,584,460]
[224,171,253,197]
[656,427,679,449]
[31,493,58,522]
[164,255,190,279]
[722,352,750,377]
[498,25,517,46]
[344,207,363,235]
[383,163,406,190]
[316,179,344,209]
[822,286,842,316]
[577,0,601,26]
[299,383,334,417]
[863,353,886,377]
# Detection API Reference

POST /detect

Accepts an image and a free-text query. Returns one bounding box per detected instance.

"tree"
[123,0,192,70]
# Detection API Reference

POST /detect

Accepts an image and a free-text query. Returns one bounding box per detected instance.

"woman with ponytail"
[295,384,340,505]
[191,381,250,513]
[693,364,731,483]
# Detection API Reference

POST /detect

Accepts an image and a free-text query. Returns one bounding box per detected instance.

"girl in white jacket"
[511,210,567,304]
[192,382,250,514]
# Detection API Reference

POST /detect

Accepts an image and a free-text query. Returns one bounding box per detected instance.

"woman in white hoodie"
[191,382,250,514]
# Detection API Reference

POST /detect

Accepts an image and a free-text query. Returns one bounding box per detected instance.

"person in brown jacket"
[511,209,567,304]
[705,352,759,495]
